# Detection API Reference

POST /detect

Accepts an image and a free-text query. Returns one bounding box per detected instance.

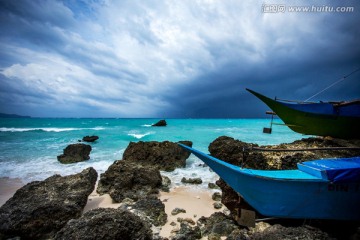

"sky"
[0,0,359,118]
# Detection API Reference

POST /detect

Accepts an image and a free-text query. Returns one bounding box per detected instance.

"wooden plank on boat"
[237,209,256,227]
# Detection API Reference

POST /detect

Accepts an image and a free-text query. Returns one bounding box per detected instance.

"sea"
[0,118,305,189]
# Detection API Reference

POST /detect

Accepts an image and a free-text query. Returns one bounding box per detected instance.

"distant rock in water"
[54,208,152,240]
[123,140,192,171]
[82,135,99,142]
[0,167,97,239]
[97,160,162,202]
[152,119,167,126]
[57,143,92,164]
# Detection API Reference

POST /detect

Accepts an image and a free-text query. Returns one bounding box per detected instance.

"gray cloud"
[0,0,359,117]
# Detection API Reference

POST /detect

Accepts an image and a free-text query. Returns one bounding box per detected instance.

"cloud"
[0,0,359,117]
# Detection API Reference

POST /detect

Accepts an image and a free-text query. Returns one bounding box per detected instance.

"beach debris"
[171,207,186,215]
[208,182,220,189]
[177,217,196,225]
[132,196,167,227]
[0,167,97,239]
[181,177,203,184]
[213,202,223,209]
[82,135,99,142]
[57,143,92,164]
[212,192,222,201]
[97,160,162,202]
[54,208,152,240]
[123,140,192,171]
[152,119,167,126]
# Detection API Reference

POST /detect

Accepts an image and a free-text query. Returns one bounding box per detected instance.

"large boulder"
[123,140,192,171]
[0,168,97,239]
[57,143,92,164]
[54,208,152,240]
[97,160,162,202]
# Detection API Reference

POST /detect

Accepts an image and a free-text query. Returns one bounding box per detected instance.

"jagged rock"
[0,168,97,239]
[177,217,195,225]
[152,119,167,126]
[82,135,99,142]
[198,212,238,238]
[213,202,223,209]
[57,143,92,164]
[97,160,162,202]
[181,177,202,184]
[171,208,186,215]
[54,208,152,240]
[161,175,171,192]
[212,192,222,201]
[172,222,201,240]
[123,140,193,171]
[132,196,167,227]
[208,182,219,189]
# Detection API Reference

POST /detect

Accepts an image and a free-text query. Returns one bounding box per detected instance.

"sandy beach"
[0,178,222,239]
[0,177,25,207]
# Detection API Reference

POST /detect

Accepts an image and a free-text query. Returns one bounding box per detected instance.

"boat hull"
[246,89,360,139]
[180,144,360,220]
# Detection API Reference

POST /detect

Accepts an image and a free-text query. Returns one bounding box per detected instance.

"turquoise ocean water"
[0,118,305,188]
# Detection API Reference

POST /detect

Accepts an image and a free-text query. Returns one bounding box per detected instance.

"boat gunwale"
[179,144,327,182]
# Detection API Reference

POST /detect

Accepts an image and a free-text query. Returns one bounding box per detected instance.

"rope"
[304,67,360,102]
[249,146,360,152]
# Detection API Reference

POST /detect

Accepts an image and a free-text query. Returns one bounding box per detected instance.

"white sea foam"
[141,124,152,127]
[0,157,113,183]
[127,132,153,139]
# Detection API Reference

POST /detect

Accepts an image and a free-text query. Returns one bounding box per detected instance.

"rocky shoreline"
[0,136,359,239]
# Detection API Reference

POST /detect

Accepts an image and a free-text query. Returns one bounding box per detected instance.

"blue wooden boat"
[246,89,360,139]
[179,144,360,220]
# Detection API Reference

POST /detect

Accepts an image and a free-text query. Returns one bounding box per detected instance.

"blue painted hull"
[179,144,360,220]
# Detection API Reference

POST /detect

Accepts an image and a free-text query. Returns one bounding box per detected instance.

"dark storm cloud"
[0,0,359,117]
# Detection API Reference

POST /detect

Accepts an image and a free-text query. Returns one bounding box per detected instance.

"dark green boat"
[247,89,360,139]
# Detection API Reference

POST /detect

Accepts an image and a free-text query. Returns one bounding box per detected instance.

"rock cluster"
[2,137,359,239]
[123,140,192,171]
[0,168,97,239]
[97,160,162,202]
[57,143,92,164]
[181,177,202,184]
